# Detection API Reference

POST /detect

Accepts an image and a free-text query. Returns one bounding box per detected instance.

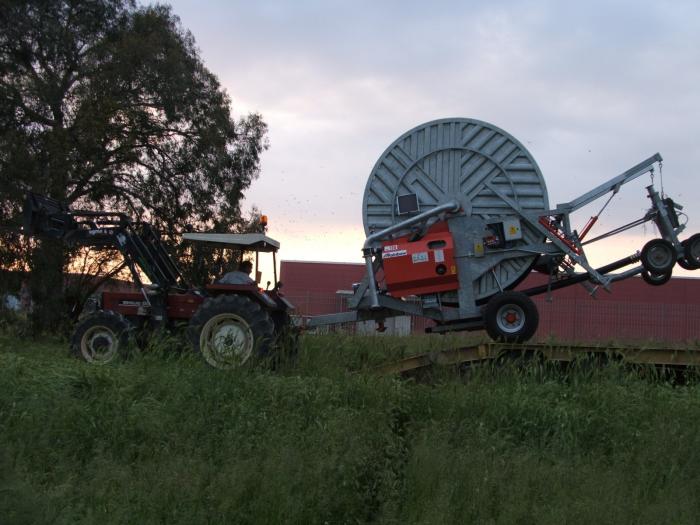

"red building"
[281,260,700,343]
[280,261,366,317]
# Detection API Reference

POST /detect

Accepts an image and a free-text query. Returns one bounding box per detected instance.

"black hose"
[521,253,641,297]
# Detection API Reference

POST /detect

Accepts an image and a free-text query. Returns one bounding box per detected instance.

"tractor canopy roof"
[182,233,280,253]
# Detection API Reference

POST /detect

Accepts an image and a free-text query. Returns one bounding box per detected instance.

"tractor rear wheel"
[70,311,133,364]
[189,294,274,369]
[484,291,539,343]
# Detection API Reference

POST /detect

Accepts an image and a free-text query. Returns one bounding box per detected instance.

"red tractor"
[23,194,294,369]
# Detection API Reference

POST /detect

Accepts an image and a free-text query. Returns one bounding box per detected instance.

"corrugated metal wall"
[533,297,700,343]
[281,261,700,343]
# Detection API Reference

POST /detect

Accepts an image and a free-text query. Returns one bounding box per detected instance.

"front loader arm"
[22,193,188,292]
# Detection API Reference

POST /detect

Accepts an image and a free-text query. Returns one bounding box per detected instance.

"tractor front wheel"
[70,311,133,364]
[484,291,539,343]
[189,295,274,369]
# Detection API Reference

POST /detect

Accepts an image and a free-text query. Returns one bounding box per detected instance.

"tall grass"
[2,333,700,524]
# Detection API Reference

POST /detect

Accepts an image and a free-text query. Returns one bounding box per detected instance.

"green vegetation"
[2,333,700,524]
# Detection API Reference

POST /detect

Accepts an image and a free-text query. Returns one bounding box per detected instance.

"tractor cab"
[181,231,293,318]
[181,232,295,368]
[182,232,282,290]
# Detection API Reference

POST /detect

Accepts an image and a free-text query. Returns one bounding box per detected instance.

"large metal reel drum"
[362,118,549,302]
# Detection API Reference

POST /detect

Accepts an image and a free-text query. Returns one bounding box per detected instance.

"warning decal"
[412,252,429,264]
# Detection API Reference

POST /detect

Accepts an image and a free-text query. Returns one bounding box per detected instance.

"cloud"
[169,0,700,274]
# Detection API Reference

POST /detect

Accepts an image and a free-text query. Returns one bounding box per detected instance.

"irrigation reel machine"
[308,118,700,341]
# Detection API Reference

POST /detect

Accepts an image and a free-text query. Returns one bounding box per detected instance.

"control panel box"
[381,222,459,297]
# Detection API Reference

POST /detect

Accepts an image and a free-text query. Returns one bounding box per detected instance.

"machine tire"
[484,291,539,343]
[681,234,700,270]
[70,311,134,364]
[641,269,672,286]
[677,256,694,270]
[640,238,676,274]
[189,294,275,369]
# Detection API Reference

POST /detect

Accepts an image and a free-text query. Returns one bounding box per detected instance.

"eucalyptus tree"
[0,0,268,328]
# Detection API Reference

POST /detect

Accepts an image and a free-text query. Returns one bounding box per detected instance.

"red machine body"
[381,222,459,297]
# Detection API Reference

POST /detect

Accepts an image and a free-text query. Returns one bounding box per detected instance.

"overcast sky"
[167,0,700,275]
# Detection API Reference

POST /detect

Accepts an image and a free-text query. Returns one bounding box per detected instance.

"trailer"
[373,342,700,377]
[307,118,700,340]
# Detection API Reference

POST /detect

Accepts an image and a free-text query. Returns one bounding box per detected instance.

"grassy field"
[2,332,700,524]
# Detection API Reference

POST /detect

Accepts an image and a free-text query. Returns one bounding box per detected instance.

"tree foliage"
[0,0,268,327]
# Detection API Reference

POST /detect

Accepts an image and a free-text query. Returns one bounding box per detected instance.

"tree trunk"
[29,239,68,333]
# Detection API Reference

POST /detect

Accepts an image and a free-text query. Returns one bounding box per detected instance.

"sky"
[167,0,700,280]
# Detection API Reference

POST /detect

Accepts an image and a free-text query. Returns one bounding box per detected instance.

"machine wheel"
[677,256,694,270]
[641,269,672,286]
[680,234,700,270]
[70,311,133,364]
[189,294,274,369]
[640,239,676,274]
[484,291,539,343]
